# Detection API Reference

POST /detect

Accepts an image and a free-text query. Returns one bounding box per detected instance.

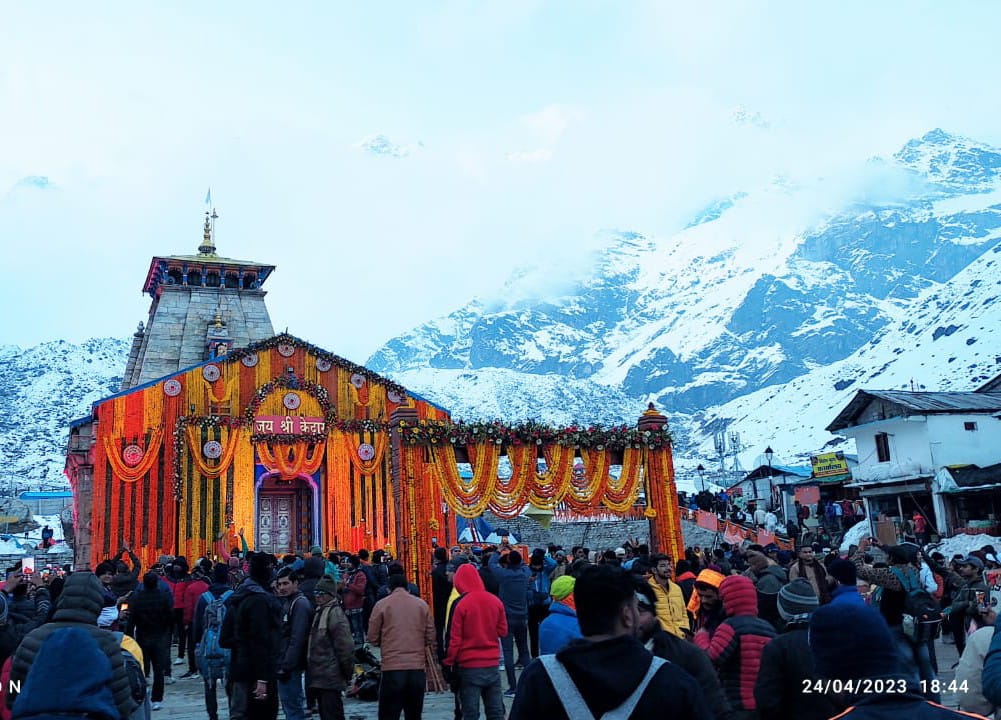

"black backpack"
[890,566,942,641]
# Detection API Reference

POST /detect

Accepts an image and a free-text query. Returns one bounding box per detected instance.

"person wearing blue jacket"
[489,548,531,696]
[527,549,558,657]
[981,608,1001,707]
[538,575,582,654]
[828,560,866,605]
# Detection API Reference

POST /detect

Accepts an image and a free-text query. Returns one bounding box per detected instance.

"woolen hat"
[551,575,575,601]
[810,603,898,680]
[315,577,339,596]
[777,579,819,621]
[310,545,323,556]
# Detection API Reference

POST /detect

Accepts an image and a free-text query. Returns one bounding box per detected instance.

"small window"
[875,432,891,463]
[964,421,978,431]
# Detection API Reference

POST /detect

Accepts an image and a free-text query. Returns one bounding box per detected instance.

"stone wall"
[480,513,720,554]
[132,287,274,387]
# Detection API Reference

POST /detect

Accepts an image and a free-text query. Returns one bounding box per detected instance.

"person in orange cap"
[687,569,726,637]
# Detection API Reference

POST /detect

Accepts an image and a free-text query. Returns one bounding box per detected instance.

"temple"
[65,207,683,589]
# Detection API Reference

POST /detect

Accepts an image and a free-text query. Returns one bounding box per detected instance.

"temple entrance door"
[257,476,314,555]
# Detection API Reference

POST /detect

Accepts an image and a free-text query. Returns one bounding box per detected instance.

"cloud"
[731,106,770,130]
[357,135,423,159]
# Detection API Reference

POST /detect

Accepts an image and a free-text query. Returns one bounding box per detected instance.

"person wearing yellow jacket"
[648,554,689,638]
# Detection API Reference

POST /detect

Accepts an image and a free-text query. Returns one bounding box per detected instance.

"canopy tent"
[456,514,518,545]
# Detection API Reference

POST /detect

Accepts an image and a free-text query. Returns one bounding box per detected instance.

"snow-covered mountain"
[5,129,1001,488]
[367,129,1001,465]
[0,339,129,490]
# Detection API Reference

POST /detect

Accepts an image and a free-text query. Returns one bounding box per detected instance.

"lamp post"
[696,464,706,494]
[764,446,774,513]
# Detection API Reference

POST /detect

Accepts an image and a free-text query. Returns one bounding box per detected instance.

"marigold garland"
[563,448,610,512]
[526,444,575,510]
[184,426,244,478]
[334,430,388,475]
[104,429,164,482]
[202,376,237,404]
[257,441,325,479]
[428,444,497,519]
[601,447,643,512]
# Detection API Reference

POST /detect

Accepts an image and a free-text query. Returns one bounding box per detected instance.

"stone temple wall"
[131,287,274,387]
[478,513,719,555]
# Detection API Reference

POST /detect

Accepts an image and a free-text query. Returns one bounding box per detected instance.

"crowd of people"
[3,531,1001,719]
[683,490,869,542]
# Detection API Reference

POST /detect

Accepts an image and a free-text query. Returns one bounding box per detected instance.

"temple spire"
[198,189,218,256]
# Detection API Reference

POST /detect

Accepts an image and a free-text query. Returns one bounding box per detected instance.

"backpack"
[111,631,150,720]
[890,567,942,642]
[196,590,233,680]
[540,655,667,719]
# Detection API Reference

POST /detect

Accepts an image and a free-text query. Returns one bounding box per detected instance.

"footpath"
[152,636,967,720]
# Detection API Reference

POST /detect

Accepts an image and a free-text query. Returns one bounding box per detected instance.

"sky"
[3,2,1001,365]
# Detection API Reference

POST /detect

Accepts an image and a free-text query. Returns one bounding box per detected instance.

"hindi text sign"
[254,415,326,435]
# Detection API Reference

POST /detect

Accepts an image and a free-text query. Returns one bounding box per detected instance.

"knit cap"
[551,575,575,601]
[809,603,898,680]
[777,578,819,621]
[315,577,339,596]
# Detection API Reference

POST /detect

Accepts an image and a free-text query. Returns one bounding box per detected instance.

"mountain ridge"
[5,129,1001,486]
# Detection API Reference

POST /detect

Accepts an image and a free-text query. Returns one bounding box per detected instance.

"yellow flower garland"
[103,429,164,482]
[428,444,499,518]
[335,430,389,475]
[601,447,642,512]
[185,426,244,478]
[526,444,575,510]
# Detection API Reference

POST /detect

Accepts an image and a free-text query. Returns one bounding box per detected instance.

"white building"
[826,388,1001,537]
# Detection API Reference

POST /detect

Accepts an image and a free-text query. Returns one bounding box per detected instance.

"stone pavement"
[152,637,967,719]
[152,673,483,720]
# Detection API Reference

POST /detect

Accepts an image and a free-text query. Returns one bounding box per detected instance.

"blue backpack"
[196,590,233,680]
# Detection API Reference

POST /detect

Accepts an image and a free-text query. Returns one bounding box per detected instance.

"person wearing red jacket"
[169,559,191,679]
[443,564,508,720]
[694,574,776,720]
[340,555,367,646]
[181,567,210,679]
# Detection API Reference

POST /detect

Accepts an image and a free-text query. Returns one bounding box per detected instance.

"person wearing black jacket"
[634,579,731,720]
[128,571,173,710]
[0,573,50,664]
[221,553,282,720]
[8,572,134,720]
[110,546,142,598]
[430,547,452,661]
[275,567,313,720]
[754,579,838,720]
[510,564,710,720]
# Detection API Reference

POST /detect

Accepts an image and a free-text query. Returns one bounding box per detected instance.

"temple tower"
[121,208,276,388]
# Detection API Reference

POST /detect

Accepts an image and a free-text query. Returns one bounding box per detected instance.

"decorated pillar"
[639,404,684,560]
[389,404,420,588]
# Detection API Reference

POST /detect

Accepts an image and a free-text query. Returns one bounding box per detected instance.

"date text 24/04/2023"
[802,679,969,695]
